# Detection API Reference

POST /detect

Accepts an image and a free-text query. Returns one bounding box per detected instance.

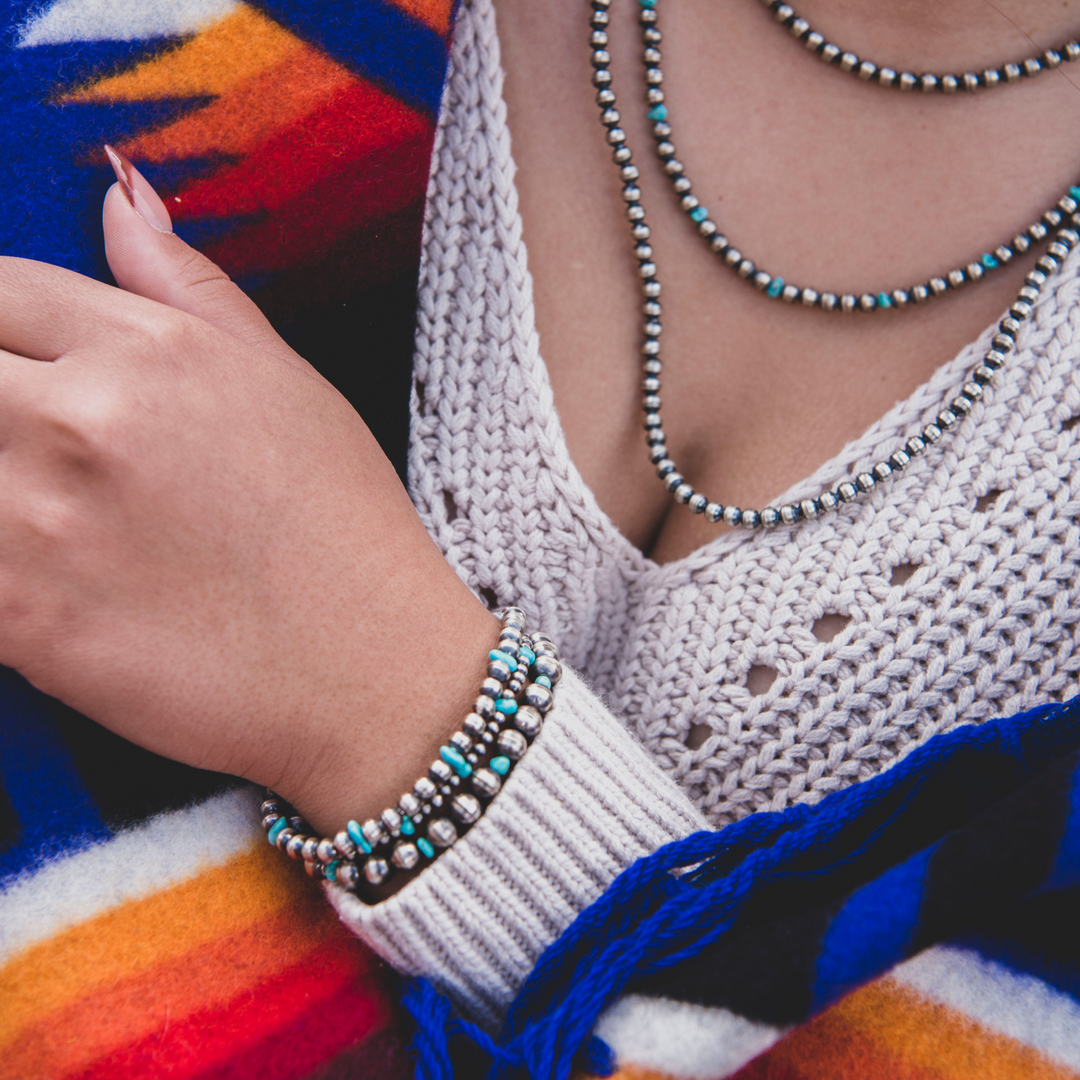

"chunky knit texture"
[412,0,1080,827]
[345,0,1080,1025]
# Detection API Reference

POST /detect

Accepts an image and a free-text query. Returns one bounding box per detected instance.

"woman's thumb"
[102,145,300,365]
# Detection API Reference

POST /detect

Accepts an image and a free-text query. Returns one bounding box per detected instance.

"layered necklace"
[589,0,1080,529]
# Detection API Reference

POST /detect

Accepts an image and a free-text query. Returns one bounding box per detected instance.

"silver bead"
[837,482,859,502]
[334,829,358,860]
[487,658,512,682]
[818,491,839,512]
[760,506,781,528]
[800,498,820,520]
[514,704,544,739]
[524,683,554,713]
[705,502,724,523]
[462,712,487,739]
[449,730,473,754]
[873,461,892,482]
[451,794,482,826]
[261,813,282,832]
[337,863,360,891]
[839,51,859,72]
[274,827,297,851]
[474,695,496,719]
[533,654,561,683]
[502,606,527,629]
[428,818,458,849]
[364,857,391,886]
[856,472,876,493]
[362,818,387,847]
[414,776,437,802]
[899,71,918,91]
[392,842,421,870]
[472,768,502,799]
[780,504,800,526]
[479,676,504,699]
[741,509,761,530]
[317,837,339,863]
[723,505,742,527]
[497,728,528,761]
[291,835,311,861]
[260,799,282,817]
[429,760,452,786]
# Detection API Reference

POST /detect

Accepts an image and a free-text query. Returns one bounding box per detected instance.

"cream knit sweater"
[333,0,1080,1027]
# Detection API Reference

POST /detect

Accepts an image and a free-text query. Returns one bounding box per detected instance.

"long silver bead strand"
[641,1,1080,313]
[590,0,1079,529]
[759,0,1080,95]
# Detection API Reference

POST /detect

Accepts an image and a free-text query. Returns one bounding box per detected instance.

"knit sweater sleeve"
[326,667,709,1027]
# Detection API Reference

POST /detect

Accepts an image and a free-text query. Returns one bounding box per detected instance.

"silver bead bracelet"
[260,608,560,895]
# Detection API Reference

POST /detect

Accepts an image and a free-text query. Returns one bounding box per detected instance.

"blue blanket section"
[404,698,1080,1080]
[251,0,449,115]
[0,668,110,883]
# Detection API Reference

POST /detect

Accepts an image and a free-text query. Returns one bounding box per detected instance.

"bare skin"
[2,2,1079,843]
[496,0,1080,563]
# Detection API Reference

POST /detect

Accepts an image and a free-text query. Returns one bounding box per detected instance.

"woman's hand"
[0,152,497,835]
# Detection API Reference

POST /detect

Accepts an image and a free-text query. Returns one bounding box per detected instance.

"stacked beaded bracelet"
[259,608,561,894]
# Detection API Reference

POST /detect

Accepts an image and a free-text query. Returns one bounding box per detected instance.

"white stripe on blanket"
[893,945,1080,1070]
[0,785,261,964]
[17,0,239,47]
[593,994,787,1080]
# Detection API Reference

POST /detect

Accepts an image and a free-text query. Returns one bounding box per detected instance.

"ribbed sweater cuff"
[327,667,708,1027]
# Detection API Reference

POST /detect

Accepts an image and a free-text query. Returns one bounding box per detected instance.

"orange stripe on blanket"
[119,44,355,162]
[732,977,1077,1080]
[0,843,309,1052]
[63,6,302,102]
[0,889,374,1079]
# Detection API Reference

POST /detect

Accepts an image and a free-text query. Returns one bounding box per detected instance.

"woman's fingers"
[102,148,306,369]
[0,258,114,361]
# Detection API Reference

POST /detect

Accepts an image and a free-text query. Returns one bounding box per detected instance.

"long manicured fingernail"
[104,144,173,234]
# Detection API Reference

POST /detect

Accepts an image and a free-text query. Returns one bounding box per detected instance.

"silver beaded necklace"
[759,0,1080,95]
[589,0,1080,530]
[637,2,1080,314]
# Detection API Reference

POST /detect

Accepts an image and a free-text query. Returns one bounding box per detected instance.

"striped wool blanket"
[410,696,1080,1080]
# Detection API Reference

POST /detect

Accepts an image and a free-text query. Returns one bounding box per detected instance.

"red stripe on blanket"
[71,933,397,1080]
[170,80,432,221]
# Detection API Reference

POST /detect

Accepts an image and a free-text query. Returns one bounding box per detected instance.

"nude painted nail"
[104,144,173,234]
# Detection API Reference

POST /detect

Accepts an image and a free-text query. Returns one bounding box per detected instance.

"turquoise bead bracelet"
[260,607,561,896]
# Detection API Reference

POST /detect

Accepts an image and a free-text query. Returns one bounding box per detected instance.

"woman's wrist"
[261,604,563,895]
[264,576,502,839]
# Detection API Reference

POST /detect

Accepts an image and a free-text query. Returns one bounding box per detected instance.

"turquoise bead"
[440,745,473,778]
[495,698,518,714]
[646,104,668,122]
[982,253,1000,270]
[519,648,536,665]
[1071,186,1080,201]
[638,0,657,8]
[690,206,708,223]
[489,756,511,775]
[766,278,784,298]
[489,649,517,667]
[347,819,372,854]
[268,817,287,845]
[401,817,415,835]
[877,292,892,309]
[326,859,340,883]
[536,675,552,688]
[417,837,435,859]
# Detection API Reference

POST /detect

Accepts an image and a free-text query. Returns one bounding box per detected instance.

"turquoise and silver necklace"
[589,0,1080,528]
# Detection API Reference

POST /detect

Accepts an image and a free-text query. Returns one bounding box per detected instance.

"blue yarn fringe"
[403,697,1080,1080]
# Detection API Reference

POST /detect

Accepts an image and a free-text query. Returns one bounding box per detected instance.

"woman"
[2,0,1079,1076]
